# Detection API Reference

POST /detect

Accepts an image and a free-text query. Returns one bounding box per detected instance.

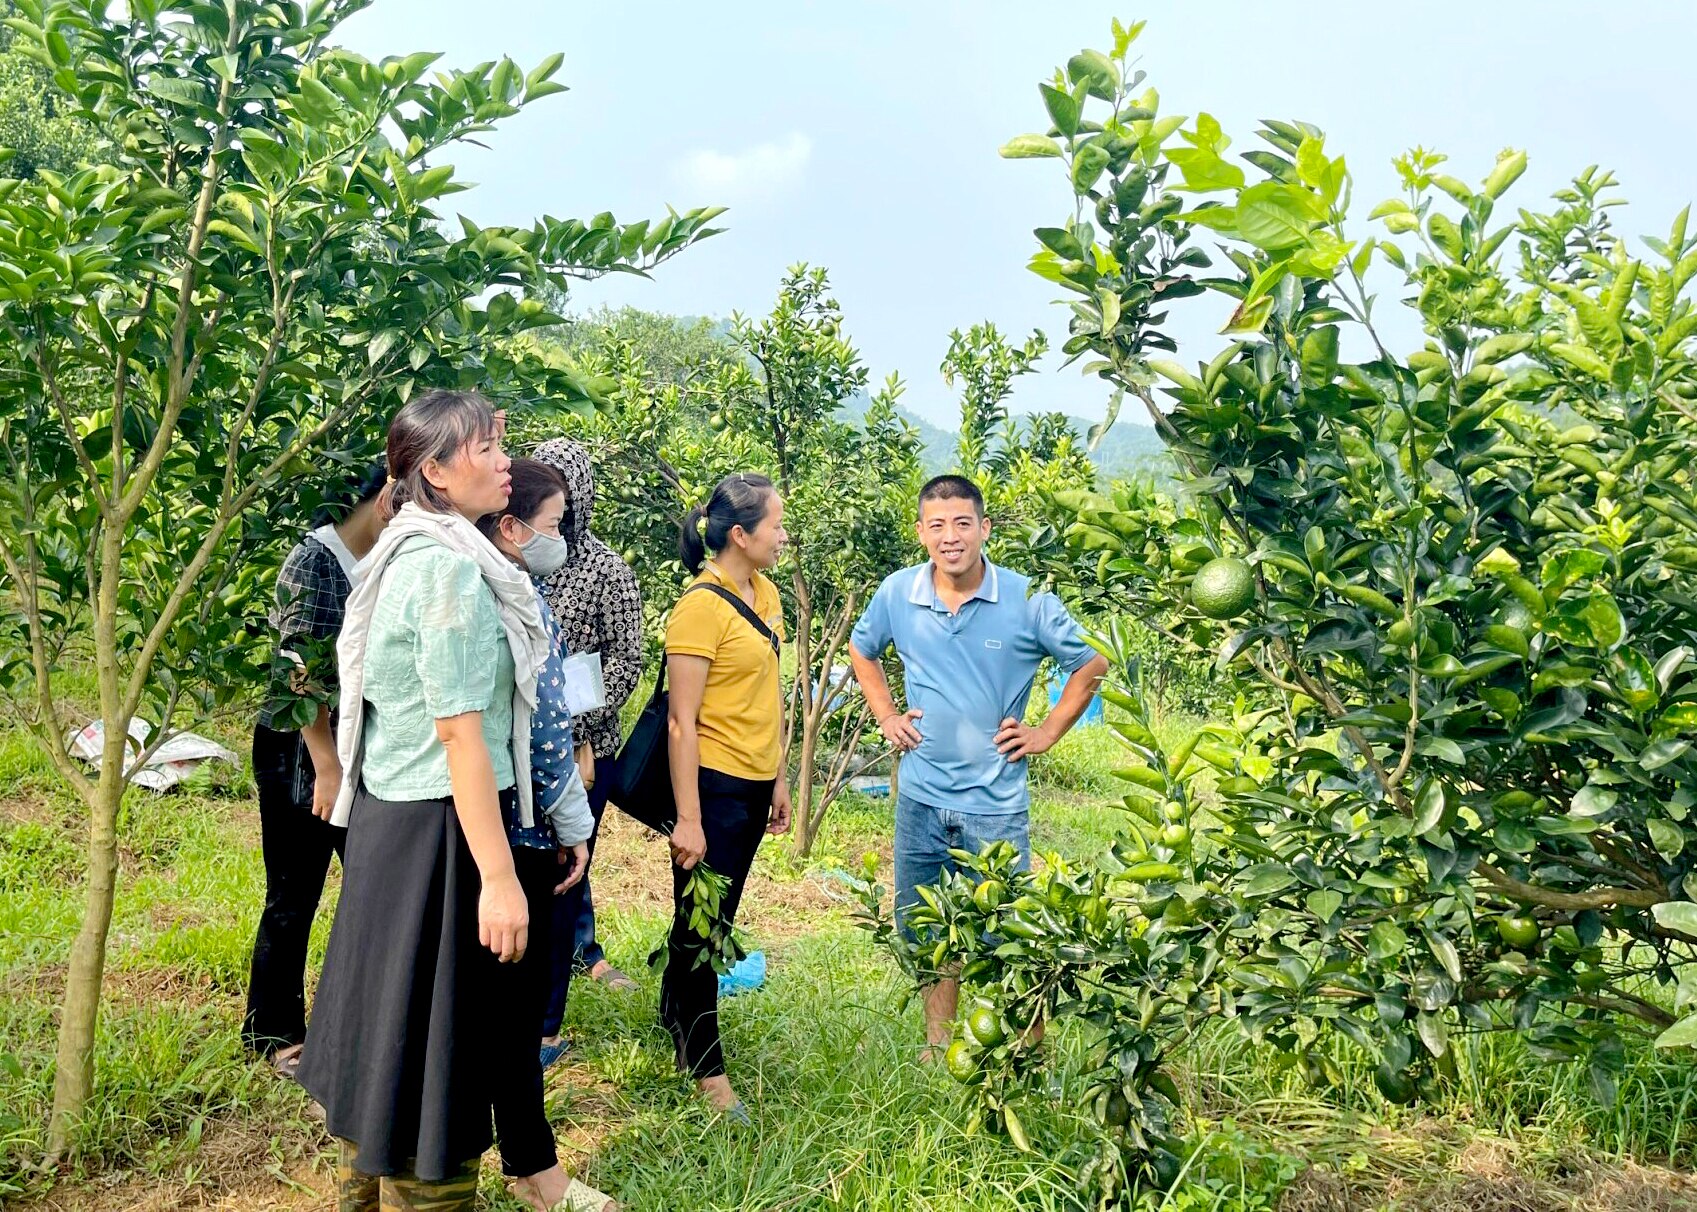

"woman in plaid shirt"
[242,465,387,1076]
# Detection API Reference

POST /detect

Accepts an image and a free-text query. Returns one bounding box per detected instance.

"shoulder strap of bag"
[695,582,780,655]
[647,581,781,709]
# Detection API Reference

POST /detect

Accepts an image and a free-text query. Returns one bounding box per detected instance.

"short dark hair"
[918,474,984,517]
[476,458,567,540]
[309,460,388,527]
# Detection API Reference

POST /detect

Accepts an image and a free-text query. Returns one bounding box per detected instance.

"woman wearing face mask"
[475,458,610,1212]
[663,472,793,1122]
[295,392,612,1212]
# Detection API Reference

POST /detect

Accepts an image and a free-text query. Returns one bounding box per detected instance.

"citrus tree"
[0,0,720,1157]
[862,18,1697,1206]
[716,267,922,853]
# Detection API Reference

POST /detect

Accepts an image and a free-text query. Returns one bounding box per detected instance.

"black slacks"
[242,723,346,1055]
[659,766,772,1081]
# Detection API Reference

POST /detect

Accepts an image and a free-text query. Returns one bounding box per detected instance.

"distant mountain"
[840,395,1174,486]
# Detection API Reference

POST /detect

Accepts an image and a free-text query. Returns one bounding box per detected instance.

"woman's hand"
[554,842,590,894]
[767,782,793,835]
[478,870,529,962]
[669,817,708,870]
[575,742,596,789]
[310,763,342,822]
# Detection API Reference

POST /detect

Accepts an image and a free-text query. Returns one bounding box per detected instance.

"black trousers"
[659,767,773,1081]
[542,755,615,1037]
[490,845,562,1178]
[243,723,346,1056]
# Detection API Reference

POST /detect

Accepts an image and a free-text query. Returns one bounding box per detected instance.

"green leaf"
[1425,929,1462,983]
[1166,147,1244,193]
[1542,549,1607,596]
[1655,1013,1697,1049]
[1040,83,1080,137]
[1653,902,1697,937]
[1235,182,1325,251]
[1306,889,1343,922]
[1367,920,1408,962]
[1065,49,1119,101]
[1417,1011,1449,1058]
[1000,134,1064,160]
[1648,819,1686,863]
[1413,778,1449,835]
[1296,137,1328,190]
[1642,738,1690,772]
[368,328,402,365]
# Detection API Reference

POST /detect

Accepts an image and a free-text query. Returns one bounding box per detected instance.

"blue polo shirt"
[851,559,1094,815]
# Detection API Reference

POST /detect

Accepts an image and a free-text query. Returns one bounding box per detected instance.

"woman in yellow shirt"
[663,472,792,1121]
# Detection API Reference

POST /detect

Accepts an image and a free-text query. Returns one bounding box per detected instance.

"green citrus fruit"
[1159,823,1191,849]
[1386,618,1416,648]
[1160,799,1187,823]
[944,1039,979,1082]
[1496,598,1535,633]
[1576,966,1608,993]
[964,1005,1005,1049]
[1191,557,1255,620]
[1372,1063,1417,1105]
[1497,914,1540,950]
[972,879,1006,913]
[1102,1089,1132,1128]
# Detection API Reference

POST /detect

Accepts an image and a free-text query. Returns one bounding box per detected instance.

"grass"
[2,709,1696,1210]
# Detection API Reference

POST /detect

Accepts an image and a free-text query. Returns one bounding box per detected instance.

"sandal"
[513,1177,617,1212]
[539,1037,572,1070]
[270,1044,304,1082]
[589,960,638,992]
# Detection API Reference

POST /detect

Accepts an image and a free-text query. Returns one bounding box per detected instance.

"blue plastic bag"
[718,950,766,996]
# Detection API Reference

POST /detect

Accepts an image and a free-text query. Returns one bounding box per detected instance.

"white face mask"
[515,518,569,578]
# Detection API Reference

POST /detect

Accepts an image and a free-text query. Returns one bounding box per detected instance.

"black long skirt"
[296,785,514,1181]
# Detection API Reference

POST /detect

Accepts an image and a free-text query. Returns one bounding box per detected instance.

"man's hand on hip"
[880,708,924,753]
[995,717,1056,762]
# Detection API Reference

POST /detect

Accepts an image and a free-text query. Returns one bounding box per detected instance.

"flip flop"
[539,1037,572,1069]
[722,1100,752,1127]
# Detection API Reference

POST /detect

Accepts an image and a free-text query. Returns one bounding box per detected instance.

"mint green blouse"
[358,536,516,802]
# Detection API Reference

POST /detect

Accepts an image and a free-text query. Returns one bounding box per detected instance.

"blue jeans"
[893,796,1029,939]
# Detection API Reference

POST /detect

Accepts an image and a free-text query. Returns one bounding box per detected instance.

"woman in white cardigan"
[297,390,613,1212]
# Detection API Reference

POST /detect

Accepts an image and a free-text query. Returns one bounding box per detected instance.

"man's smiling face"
[917,494,990,576]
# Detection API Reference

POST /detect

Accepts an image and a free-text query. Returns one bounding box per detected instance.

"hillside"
[861,398,1176,485]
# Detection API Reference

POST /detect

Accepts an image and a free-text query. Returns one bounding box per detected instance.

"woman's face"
[732,491,787,570]
[495,491,566,568]
[427,429,510,521]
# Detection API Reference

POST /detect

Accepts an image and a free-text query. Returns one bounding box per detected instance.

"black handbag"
[608,582,781,835]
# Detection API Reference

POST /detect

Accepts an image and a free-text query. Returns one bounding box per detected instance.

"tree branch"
[1476,860,1666,910]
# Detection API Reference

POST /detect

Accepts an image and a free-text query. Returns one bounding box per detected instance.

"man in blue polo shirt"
[849,474,1108,1051]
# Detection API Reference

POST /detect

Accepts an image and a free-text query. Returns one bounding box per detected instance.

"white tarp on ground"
[65,718,239,793]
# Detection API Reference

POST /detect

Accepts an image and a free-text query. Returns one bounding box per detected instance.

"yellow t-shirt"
[664,562,786,781]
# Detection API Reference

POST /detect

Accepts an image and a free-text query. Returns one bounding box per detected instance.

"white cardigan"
[330,504,551,829]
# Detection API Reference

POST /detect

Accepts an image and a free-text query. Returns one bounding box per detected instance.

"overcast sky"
[334,2,1697,430]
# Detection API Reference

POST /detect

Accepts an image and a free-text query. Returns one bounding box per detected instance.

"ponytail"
[678,472,775,575]
[678,503,710,574]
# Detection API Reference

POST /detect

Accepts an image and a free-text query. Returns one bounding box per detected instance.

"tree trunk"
[794,703,822,855]
[47,769,122,1159]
